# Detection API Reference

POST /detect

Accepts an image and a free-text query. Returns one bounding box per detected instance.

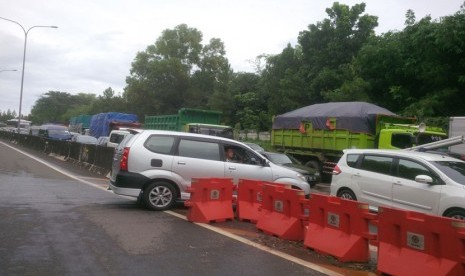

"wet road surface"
[0,140,376,275]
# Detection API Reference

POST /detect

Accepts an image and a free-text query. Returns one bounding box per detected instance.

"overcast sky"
[0,0,463,116]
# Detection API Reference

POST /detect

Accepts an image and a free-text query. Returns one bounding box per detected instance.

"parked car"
[109,130,310,211]
[74,135,98,145]
[96,136,109,146]
[107,129,131,148]
[30,124,73,140]
[261,151,320,187]
[244,142,265,153]
[330,148,465,219]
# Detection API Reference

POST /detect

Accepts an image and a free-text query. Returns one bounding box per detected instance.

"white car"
[74,134,98,145]
[109,130,310,211]
[330,149,465,219]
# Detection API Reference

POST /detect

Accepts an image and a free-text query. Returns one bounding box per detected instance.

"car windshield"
[431,160,465,184]
[265,152,293,165]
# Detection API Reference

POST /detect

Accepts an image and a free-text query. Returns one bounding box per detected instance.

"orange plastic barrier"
[256,184,310,241]
[184,178,235,223]
[377,206,465,276]
[236,179,267,223]
[303,194,377,262]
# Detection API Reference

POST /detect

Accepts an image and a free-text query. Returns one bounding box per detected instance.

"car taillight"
[120,147,130,171]
[332,165,341,175]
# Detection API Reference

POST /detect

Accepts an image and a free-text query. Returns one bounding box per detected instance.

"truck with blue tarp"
[89,112,142,138]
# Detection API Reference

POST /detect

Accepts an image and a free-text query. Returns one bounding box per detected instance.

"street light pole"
[0,16,57,133]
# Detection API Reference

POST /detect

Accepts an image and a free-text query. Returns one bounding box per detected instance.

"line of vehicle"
[3,140,343,276]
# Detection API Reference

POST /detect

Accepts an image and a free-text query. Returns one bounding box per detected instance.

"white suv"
[110,130,310,210]
[330,149,465,219]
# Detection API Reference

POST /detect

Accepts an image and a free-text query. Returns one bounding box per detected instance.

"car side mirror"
[415,175,433,184]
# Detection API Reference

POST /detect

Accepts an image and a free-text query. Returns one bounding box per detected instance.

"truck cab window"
[391,133,413,149]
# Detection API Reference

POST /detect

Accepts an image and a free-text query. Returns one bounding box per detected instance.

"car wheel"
[444,209,465,220]
[142,181,177,211]
[337,189,357,201]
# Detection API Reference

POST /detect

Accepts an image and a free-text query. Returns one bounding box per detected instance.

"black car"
[261,151,321,187]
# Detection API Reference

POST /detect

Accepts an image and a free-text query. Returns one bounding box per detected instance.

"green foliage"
[124,24,232,121]
[0,109,16,122]
[26,2,465,131]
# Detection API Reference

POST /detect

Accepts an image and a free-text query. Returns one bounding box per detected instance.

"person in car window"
[225,148,240,162]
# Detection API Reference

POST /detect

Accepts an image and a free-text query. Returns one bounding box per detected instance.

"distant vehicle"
[107,129,130,148]
[271,102,447,177]
[6,118,31,133]
[244,142,265,153]
[96,136,109,146]
[331,148,465,219]
[261,151,320,187]
[109,130,310,211]
[89,112,141,138]
[144,108,233,139]
[29,124,72,140]
[74,135,98,145]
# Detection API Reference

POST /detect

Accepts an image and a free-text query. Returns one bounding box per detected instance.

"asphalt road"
[0,140,346,276]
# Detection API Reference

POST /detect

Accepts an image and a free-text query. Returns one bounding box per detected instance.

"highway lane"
[0,140,348,276]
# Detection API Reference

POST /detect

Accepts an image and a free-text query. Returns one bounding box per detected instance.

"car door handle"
[393,181,402,186]
[177,161,186,165]
[228,166,237,170]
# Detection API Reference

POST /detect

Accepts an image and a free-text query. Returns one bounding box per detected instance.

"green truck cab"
[271,102,447,176]
[144,108,233,139]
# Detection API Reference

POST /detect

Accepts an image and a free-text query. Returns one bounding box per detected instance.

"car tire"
[337,189,357,201]
[142,181,177,211]
[444,209,465,220]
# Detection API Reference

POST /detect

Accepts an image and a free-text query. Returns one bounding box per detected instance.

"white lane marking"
[0,141,110,192]
[165,210,345,276]
[3,141,344,276]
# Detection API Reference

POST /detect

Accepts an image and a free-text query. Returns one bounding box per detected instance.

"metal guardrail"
[0,131,113,175]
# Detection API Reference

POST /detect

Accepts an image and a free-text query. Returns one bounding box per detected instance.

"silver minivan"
[110,130,311,210]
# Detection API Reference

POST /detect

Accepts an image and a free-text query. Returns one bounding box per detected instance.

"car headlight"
[296,173,307,182]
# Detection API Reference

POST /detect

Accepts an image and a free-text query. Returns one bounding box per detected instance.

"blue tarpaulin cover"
[89,112,139,138]
[272,102,400,135]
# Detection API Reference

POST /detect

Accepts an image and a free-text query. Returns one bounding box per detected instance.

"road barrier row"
[184,178,465,276]
[0,131,113,175]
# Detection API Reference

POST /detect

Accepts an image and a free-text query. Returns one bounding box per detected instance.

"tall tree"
[30,91,76,124]
[261,44,307,117]
[124,24,231,120]
[298,2,378,102]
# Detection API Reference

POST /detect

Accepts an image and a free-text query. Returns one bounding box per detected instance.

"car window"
[397,159,435,182]
[224,145,262,165]
[359,155,393,175]
[145,135,175,154]
[116,133,135,150]
[432,161,465,184]
[346,154,360,168]
[178,139,220,161]
[110,133,127,143]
